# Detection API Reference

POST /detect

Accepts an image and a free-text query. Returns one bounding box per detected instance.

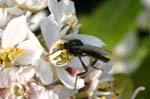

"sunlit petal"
[2,16,29,48]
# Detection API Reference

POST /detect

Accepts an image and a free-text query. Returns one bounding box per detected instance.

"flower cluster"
[0,0,144,99]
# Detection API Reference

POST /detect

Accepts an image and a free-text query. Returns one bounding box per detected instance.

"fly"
[63,39,112,89]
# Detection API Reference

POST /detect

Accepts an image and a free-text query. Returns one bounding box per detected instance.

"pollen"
[102,96,106,99]
[0,47,25,67]
[11,82,28,98]
[70,18,76,25]
[111,96,117,99]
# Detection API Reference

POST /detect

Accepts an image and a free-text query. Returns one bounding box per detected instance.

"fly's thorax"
[49,40,71,67]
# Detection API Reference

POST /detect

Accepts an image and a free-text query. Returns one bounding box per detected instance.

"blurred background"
[72,0,150,98]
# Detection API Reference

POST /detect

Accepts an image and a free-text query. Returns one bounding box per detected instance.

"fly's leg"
[91,59,104,71]
[74,55,88,90]
[91,59,98,66]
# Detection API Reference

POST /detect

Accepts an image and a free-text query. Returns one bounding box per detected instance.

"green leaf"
[79,0,141,49]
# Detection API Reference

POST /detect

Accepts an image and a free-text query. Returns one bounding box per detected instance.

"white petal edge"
[15,40,43,65]
[56,67,84,90]
[2,15,29,48]
[40,17,60,49]
[48,0,61,23]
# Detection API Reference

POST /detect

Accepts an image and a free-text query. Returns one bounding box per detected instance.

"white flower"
[53,85,76,99]
[0,67,18,88]
[0,66,35,88]
[40,0,105,90]
[41,13,105,90]
[0,0,48,29]
[13,0,48,11]
[0,64,57,99]
[28,10,48,31]
[111,33,140,74]
[2,81,59,99]
[0,8,23,28]
[141,0,150,9]
[29,82,59,99]
[0,0,47,12]
[1,15,43,66]
[34,58,53,85]
[2,13,52,86]
[84,61,117,99]
[48,0,80,37]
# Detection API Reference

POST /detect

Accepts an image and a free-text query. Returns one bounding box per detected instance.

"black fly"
[63,39,111,89]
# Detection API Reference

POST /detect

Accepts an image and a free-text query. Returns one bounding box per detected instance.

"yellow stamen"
[102,96,106,99]
[70,18,76,25]
[0,47,25,67]
[111,96,117,99]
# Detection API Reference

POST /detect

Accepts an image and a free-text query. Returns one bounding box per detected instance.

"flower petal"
[48,0,60,23]
[2,16,29,48]
[53,85,76,99]
[34,59,53,85]
[99,73,113,83]
[0,8,13,28]
[7,7,25,16]
[0,29,4,38]
[56,67,84,90]
[0,67,18,88]
[27,30,44,51]
[65,34,105,47]
[87,70,102,96]
[15,40,43,65]
[58,0,75,16]
[94,60,113,74]
[40,17,60,49]
[29,10,47,31]
[39,90,59,99]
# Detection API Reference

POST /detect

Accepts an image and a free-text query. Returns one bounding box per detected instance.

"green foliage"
[79,0,141,49]
[113,74,134,99]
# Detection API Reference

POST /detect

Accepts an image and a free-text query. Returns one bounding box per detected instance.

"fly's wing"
[73,44,112,55]
[72,44,112,62]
